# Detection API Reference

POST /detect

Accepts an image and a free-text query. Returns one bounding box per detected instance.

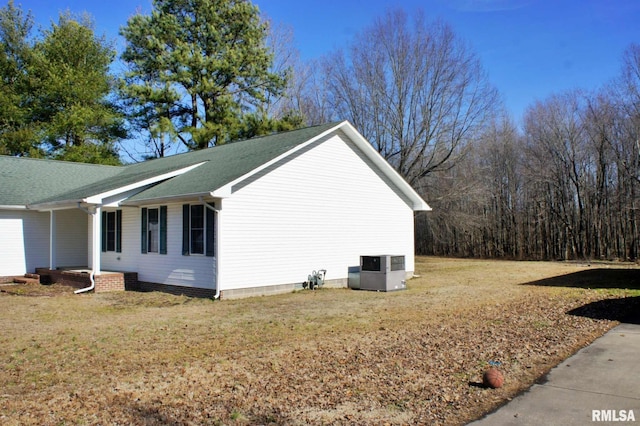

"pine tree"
[120,0,289,154]
[0,2,125,164]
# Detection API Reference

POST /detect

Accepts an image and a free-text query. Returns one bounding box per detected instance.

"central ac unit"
[359,255,406,292]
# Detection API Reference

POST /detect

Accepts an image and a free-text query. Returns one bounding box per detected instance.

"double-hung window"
[190,205,205,254]
[147,208,159,252]
[141,206,167,254]
[101,210,122,253]
[182,203,215,257]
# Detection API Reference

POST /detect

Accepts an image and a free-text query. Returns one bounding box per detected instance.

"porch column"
[49,210,56,270]
[91,206,101,275]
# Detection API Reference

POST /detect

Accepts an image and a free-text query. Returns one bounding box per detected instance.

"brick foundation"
[36,268,137,293]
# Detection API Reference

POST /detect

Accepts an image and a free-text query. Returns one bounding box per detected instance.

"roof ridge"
[241,121,344,142]
[0,155,123,169]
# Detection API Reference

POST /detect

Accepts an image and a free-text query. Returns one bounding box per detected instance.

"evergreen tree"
[0,2,124,164]
[32,13,125,164]
[0,0,38,156]
[120,0,290,154]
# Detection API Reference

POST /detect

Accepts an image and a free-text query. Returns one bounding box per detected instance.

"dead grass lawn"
[1,257,639,425]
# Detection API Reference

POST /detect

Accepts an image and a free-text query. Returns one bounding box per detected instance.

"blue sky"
[12,0,640,122]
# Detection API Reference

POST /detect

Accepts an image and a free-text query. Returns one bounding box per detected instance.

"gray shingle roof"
[125,122,340,203]
[1,122,340,207]
[0,156,121,206]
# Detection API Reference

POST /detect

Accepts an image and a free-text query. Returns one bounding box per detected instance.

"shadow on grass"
[521,268,640,290]
[522,268,640,325]
[565,297,640,325]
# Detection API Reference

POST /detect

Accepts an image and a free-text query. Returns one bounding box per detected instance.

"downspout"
[75,203,100,294]
[202,198,221,299]
[74,272,96,295]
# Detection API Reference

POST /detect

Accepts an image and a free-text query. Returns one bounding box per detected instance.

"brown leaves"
[1,259,635,425]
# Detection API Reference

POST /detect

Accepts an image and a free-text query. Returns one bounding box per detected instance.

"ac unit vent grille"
[361,256,381,271]
[390,256,405,271]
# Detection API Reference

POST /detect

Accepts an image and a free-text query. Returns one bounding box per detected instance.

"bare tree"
[608,44,640,259]
[416,112,524,258]
[264,21,331,126]
[478,114,523,258]
[614,44,640,186]
[261,18,297,118]
[317,9,498,185]
[417,43,640,262]
[524,91,591,258]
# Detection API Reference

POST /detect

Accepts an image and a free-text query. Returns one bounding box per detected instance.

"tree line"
[1,0,638,261]
[415,53,640,261]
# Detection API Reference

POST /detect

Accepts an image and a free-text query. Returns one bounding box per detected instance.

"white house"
[0,121,431,298]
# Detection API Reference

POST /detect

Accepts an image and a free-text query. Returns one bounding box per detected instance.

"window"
[182,203,215,257]
[190,205,205,254]
[101,210,121,253]
[106,212,116,251]
[147,208,159,253]
[141,206,167,254]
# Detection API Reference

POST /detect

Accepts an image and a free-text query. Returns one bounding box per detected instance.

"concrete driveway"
[469,323,640,425]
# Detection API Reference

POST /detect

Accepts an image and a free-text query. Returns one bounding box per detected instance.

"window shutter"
[141,208,148,254]
[206,204,215,257]
[101,211,107,252]
[116,210,122,253]
[182,204,190,255]
[160,206,167,255]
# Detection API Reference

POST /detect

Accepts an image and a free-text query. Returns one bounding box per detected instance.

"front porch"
[36,267,138,293]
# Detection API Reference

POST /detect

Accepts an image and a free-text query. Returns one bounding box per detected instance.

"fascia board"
[84,162,207,204]
[27,200,83,211]
[0,205,28,210]
[119,191,212,207]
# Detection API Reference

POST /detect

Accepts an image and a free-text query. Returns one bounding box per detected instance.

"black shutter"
[206,203,215,257]
[141,208,148,254]
[160,206,167,254]
[116,210,122,253]
[182,204,190,255]
[101,211,107,252]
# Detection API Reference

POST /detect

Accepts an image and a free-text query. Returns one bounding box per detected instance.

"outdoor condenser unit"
[359,255,406,292]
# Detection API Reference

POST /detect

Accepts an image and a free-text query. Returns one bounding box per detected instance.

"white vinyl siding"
[0,209,87,276]
[0,210,49,276]
[220,133,415,290]
[101,204,215,289]
[55,209,88,267]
